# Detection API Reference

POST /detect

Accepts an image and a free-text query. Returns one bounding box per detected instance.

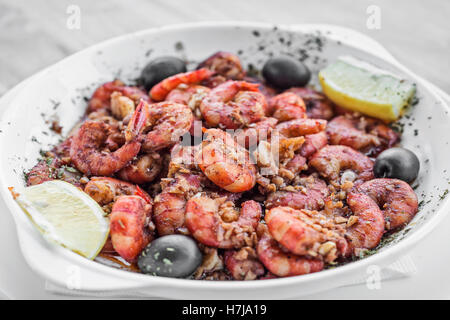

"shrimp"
[275,118,327,138]
[117,153,163,184]
[185,195,261,249]
[233,117,278,148]
[88,80,150,113]
[346,193,385,254]
[327,115,399,155]
[196,128,257,192]
[309,145,374,185]
[84,176,151,208]
[224,247,265,280]
[286,87,334,120]
[256,226,324,277]
[269,92,307,122]
[356,178,418,230]
[110,195,153,262]
[197,51,246,80]
[26,157,82,187]
[265,174,329,210]
[200,80,267,129]
[127,100,193,152]
[70,120,142,177]
[150,68,213,101]
[166,84,210,112]
[299,131,328,158]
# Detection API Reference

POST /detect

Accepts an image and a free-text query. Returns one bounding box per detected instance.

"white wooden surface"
[0,0,449,299]
[0,0,449,95]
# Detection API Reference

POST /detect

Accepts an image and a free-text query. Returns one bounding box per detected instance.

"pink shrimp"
[256,229,324,277]
[26,157,82,188]
[299,131,328,158]
[70,120,142,177]
[269,92,307,121]
[346,193,385,254]
[150,68,213,101]
[309,145,374,185]
[185,195,261,249]
[117,153,163,184]
[127,100,193,152]
[196,128,257,192]
[200,80,267,129]
[233,117,278,148]
[87,80,150,113]
[224,247,265,280]
[198,51,246,80]
[275,118,327,137]
[356,178,419,230]
[286,87,334,120]
[110,195,153,262]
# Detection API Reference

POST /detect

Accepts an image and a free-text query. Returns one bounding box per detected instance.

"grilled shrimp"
[127,100,193,152]
[275,118,327,138]
[166,84,210,112]
[233,117,278,148]
[356,178,418,230]
[299,131,328,158]
[26,157,82,187]
[185,195,261,249]
[286,87,334,120]
[200,80,267,129]
[265,174,329,210]
[256,225,324,277]
[196,129,257,193]
[87,80,150,113]
[117,153,163,184]
[198,51,246,80]
[309,145,374,185]
[70,120,142,177]
[224,247,265,280]
[346,193,385,254]
[327,115,399,155]
[150,68,213,101]
[269,92,307,121]
[110,195,153,262]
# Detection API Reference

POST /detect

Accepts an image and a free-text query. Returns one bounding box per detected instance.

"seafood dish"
[18,49,422,281]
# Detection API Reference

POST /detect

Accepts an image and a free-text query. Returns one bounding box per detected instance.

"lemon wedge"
[15,180,109,259]
[319,56,416,122]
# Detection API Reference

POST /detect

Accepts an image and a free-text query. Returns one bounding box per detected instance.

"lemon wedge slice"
[15,180,109,259]
[319,56,416,122]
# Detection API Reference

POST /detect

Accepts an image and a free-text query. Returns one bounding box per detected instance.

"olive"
[140,56,187,91]
[137,235,202,278]
[262,56,311,89]
[374,147,420,183]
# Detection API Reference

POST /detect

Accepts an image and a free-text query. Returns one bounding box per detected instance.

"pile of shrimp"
[27,51,419,280]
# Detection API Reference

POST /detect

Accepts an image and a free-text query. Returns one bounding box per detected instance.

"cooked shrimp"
[185,195,261,249]
[224,247,265,280]
[70,120,142,176]
[256,228,324,277]
[166,84,210,111]
[265,174,329,210]
[299,131,328,158]
[356,178,418,230]
[309,145,374,185]
[286,87,334,120]
[110,195,153,262]
[275,118,327,138]
[269,92,307,121]
[327,115,399,155]
[117,153,163,184]
[233,117,278,148]
[197,51,245,80]
[200,80,267,129]
[346,193,385,254]
[150,68,213,101]
[127,100,193,152]
[196,128,257,192]
[26,157,82,187]
[88,80,150,113]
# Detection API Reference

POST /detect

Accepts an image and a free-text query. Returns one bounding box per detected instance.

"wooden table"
[0,0,449,95]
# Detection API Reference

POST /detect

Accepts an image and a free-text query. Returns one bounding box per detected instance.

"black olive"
[374,147,420,183]
[137,235,202,278]
[262,56,311,89]
[140,56,187,91]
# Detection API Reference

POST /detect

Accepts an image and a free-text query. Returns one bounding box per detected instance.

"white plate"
[0,22,449,299]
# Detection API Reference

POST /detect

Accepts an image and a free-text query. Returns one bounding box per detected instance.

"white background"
[0,0,449,299]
